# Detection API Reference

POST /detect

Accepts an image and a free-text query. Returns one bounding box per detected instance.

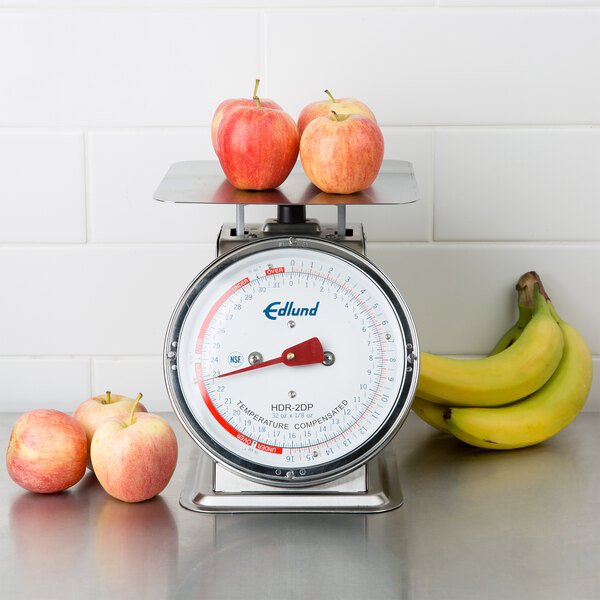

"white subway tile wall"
[1,4,598,414]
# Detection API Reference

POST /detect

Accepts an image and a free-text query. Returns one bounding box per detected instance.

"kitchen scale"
[154,160,420,513]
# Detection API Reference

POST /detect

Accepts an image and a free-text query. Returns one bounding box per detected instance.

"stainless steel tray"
[153,159,418,206]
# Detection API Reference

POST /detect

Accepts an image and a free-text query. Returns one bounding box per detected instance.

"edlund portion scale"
[154,160,420,513]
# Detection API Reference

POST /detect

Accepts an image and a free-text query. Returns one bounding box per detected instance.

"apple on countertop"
[91,393,178,503]
[211,79,282,154]
[73,390,147,470]
[6,409,87,494]
[297,90,377,138]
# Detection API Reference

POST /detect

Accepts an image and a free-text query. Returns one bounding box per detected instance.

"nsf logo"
[228,351,244,366]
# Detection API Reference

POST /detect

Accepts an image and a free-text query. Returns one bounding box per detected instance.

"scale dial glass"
[165,237,418,486]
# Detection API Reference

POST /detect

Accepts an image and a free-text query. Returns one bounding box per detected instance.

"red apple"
[217,96,299,190]
[73,390,147,470]
[6,409,87,493]
[212,79,282,154]
[300,111,384,194]
[297,89,377,138]
[90,395,178,503]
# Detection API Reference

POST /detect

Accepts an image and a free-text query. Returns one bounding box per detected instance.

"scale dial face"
[165,236,418,487]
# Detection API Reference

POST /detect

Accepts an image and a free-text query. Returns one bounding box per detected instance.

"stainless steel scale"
[154,160,420,513]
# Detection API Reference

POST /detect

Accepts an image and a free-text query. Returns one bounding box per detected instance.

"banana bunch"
[412,271,593,449]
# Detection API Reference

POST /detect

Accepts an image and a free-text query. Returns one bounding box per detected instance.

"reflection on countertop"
[2,412,599,600]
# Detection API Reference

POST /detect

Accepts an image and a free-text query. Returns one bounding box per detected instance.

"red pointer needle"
[216,337,325,379]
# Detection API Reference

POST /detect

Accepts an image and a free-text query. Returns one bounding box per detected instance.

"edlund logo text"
[263,301,320,321]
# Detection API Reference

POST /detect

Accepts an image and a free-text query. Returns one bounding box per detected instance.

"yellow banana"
[411,397,449,432]
[489,297,532,356]
[411,299,532,432]
[416,277,563,407]
[444,305,593,450]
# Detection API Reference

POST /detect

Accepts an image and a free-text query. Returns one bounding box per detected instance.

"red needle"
[215,337,325,379]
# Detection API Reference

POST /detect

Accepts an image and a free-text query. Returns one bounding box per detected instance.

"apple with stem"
[6,409,87,493]
[73,390,147,470]
[297,89,377,138]
[211,79,283,154]
[300,110,384,194]
[217,95,299,190]
[90,394,178,503]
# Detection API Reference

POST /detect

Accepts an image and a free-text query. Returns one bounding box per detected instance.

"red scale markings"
[195,267,394,456]
[194,276,284,455]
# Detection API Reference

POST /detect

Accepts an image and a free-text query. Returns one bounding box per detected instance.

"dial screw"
[286,352,295,361]
[286,470,294,479]
[312,450,319,457]
[287,320,296,328]
[171,341,177,348]
[275,469,282,475]
[166,351,176,360]
[288,391,296,399]
[299,469,306,475]
[171,364,177,371]
[248,352,263,366]
[386,334,392,341]
[323,351,335,366]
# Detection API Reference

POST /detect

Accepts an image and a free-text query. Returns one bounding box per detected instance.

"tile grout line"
[83,130,90,244]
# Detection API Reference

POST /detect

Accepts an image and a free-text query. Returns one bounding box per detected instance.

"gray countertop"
[2,411,599,600]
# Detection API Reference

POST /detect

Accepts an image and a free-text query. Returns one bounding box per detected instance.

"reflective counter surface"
[2,412,599,600]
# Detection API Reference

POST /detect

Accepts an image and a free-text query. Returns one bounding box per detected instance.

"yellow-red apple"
[300,111,384,194]
[73,390,147,470]
[6,409,87,493]
[212,79,282,154]
[217,96,299,190]
[90,396,178,503]
[297,90,377,138]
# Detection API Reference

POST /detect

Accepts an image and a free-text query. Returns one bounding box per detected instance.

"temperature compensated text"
[236,399,349,430]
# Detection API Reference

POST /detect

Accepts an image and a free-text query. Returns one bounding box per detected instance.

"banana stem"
[516,271,551,307]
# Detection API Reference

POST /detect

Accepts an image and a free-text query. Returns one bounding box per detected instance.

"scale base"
[180,445,404,514]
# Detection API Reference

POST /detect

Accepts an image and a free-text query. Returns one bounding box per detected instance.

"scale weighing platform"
[154,160,420,514]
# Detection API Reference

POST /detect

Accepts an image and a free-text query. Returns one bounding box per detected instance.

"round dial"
[165,236,418,487]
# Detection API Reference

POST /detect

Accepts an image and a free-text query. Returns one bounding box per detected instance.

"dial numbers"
[177,246,406,472]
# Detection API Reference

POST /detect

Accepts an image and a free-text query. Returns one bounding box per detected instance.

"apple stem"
[128,393,143,426]
[331,110,341,121]
[254,96,262,109]
[105,390,111,404]
[253,79,260,98]
[324,89,336,103]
